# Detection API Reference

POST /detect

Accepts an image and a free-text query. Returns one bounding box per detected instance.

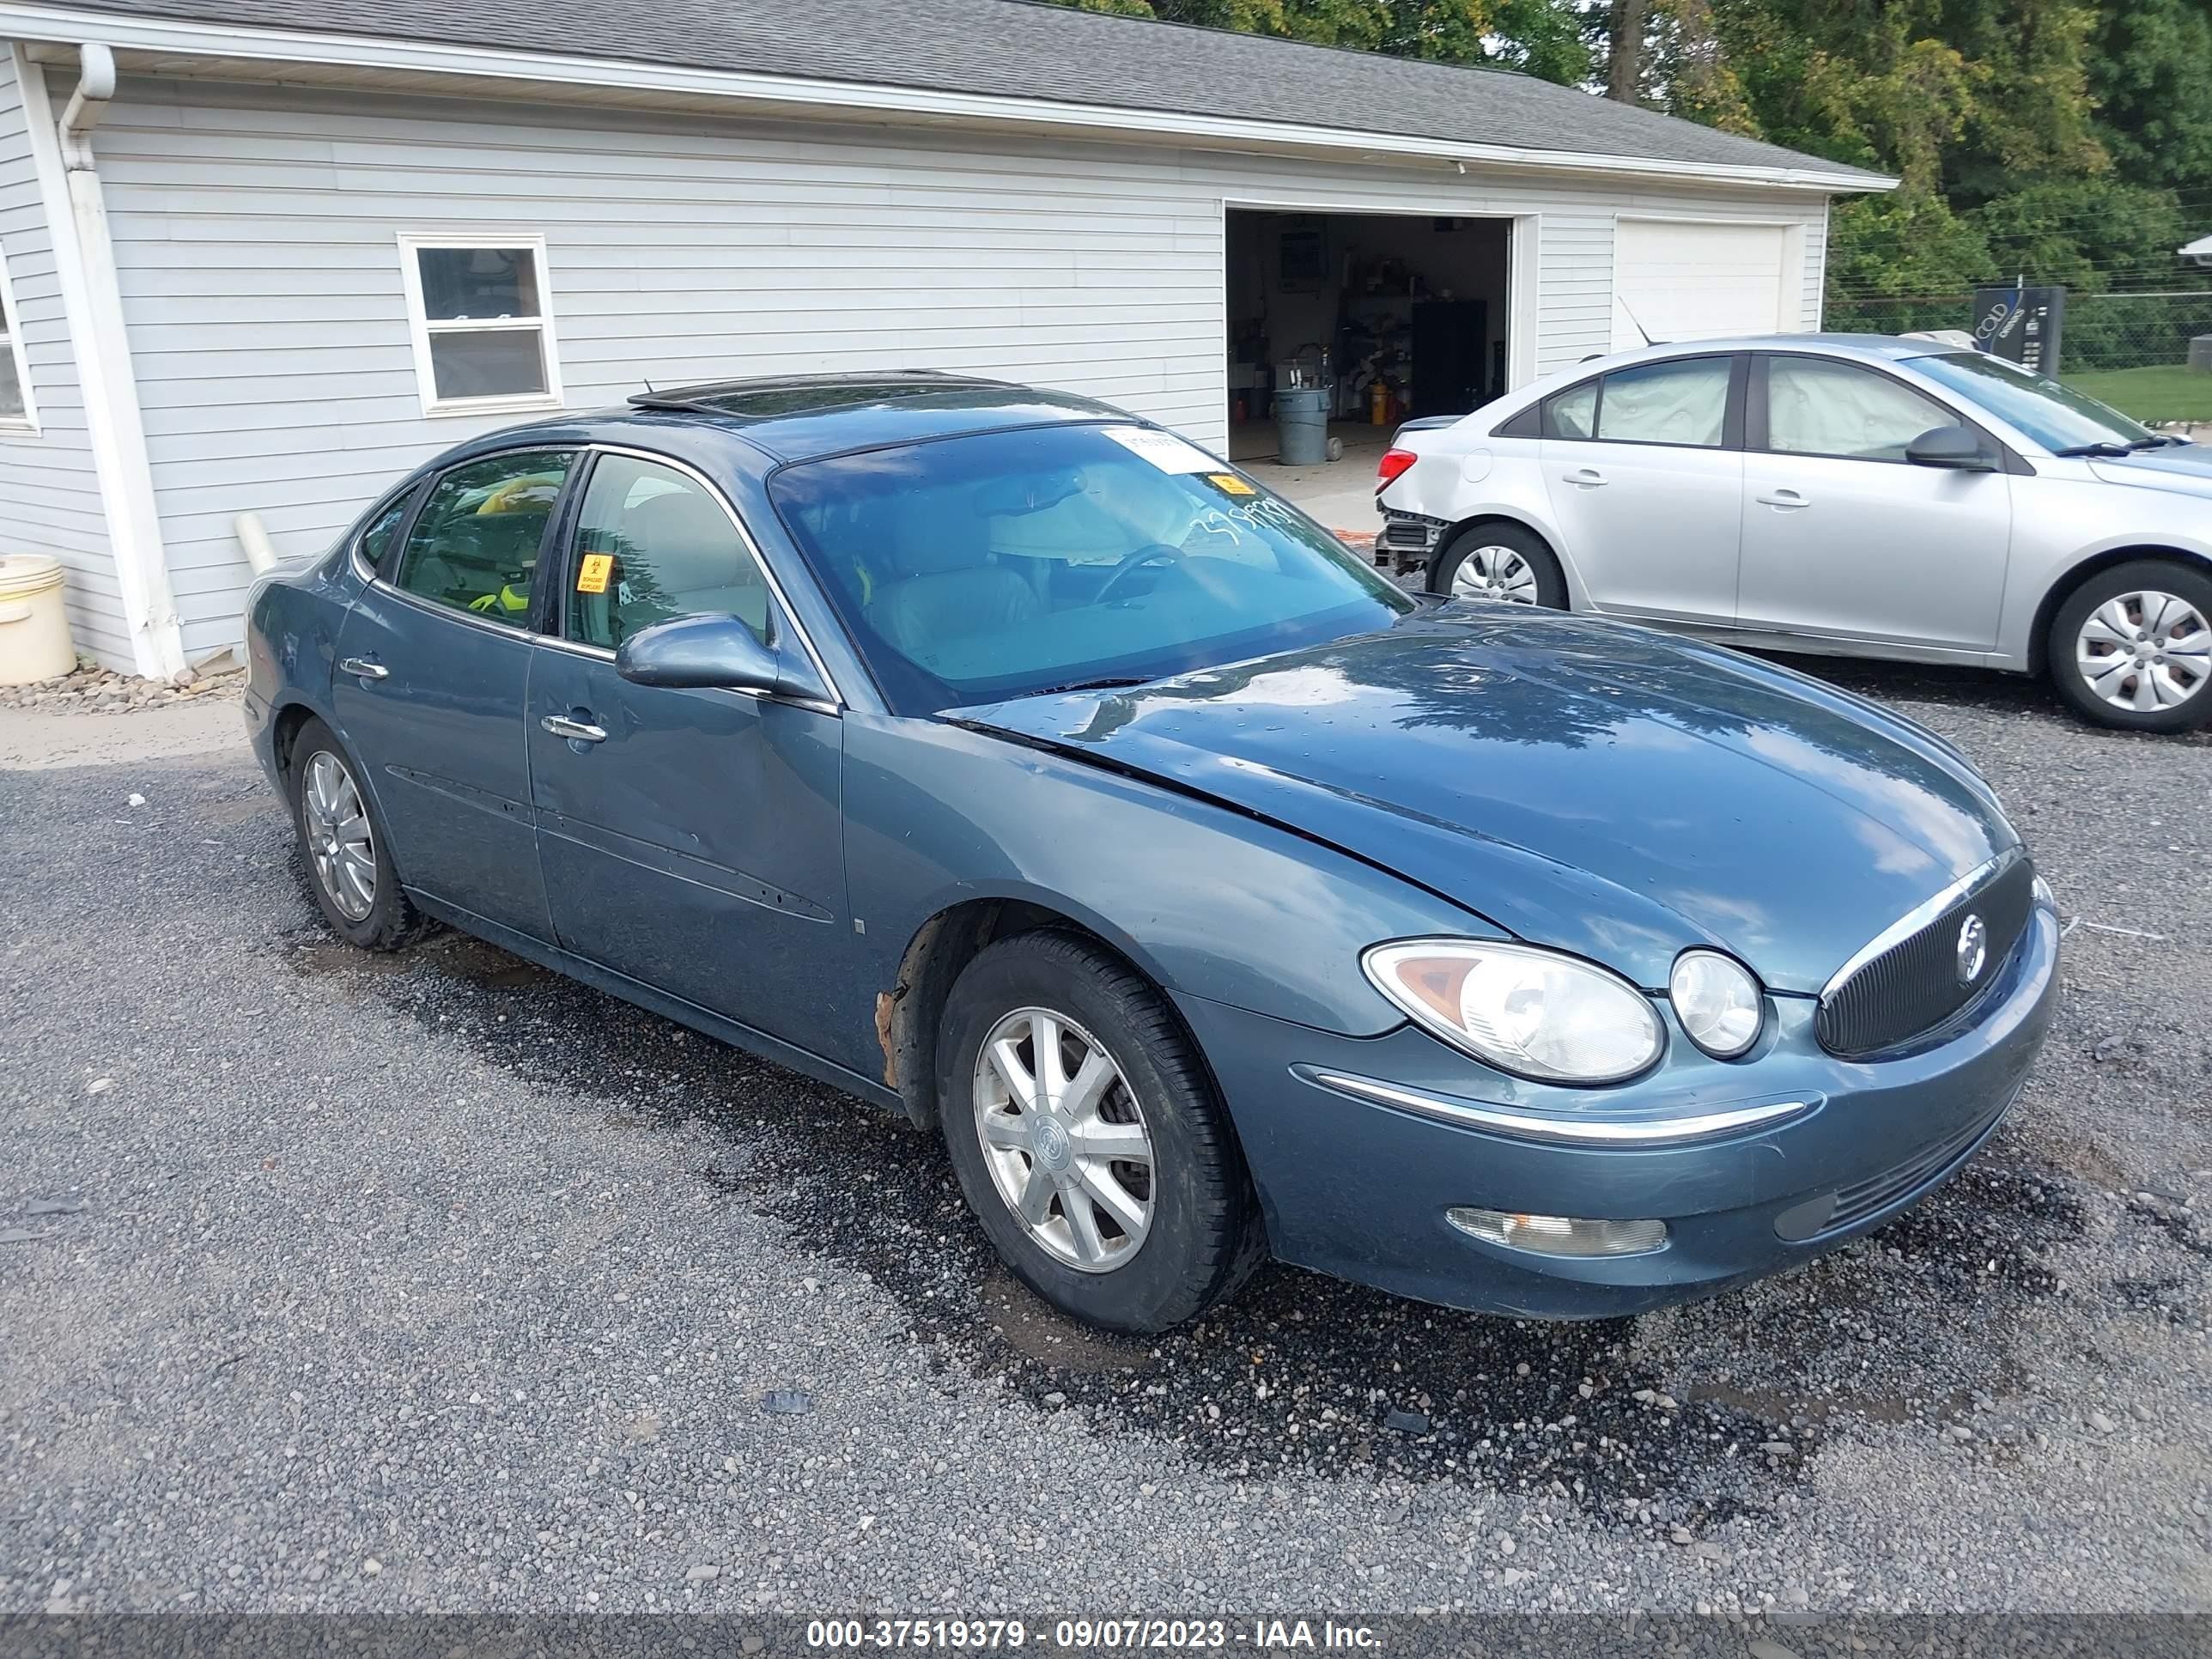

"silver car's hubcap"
[2076,591,2210,713]
[1451,544,1540,604]
[302,750,376,922]
[973,1006,1155,1274]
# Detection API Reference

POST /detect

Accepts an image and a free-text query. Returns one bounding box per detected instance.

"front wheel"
[2048,560,2212,733]
[937,932,1264,1333]
[1428,522,1568,609]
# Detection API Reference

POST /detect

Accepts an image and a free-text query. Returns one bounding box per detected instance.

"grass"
[2062,364,2212,424]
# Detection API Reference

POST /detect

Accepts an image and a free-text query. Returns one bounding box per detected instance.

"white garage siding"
[78,75,1829,661]
[0,51,126,666]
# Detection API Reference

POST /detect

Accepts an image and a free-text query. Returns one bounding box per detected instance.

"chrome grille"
[1815,854,2035,1059]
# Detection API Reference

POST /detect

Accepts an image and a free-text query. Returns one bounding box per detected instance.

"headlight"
[1668,950,1763,1059]
[1362,939,1664,1085]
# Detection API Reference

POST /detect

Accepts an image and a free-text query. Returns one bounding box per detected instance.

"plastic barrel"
[1273,386,1332,465]
[0,554,74,686]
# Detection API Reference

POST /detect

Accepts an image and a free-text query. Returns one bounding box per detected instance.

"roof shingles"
[49,0,1889,185]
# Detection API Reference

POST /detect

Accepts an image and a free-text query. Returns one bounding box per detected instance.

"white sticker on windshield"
[1100,425,1220,474]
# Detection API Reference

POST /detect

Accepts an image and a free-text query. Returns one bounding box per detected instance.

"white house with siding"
[0,0,1890,678]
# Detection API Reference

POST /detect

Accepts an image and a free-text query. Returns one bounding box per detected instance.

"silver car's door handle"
[1563,467,1607,488]
[1756,489,1811,509]
[541,714,608,744]
[337,657,388,680]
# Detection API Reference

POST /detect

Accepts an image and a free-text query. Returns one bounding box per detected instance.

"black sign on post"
[1972,285,2066,375]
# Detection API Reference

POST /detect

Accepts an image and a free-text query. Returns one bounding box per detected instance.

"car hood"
[2089,444,2212,498]
[952,611,2017,994]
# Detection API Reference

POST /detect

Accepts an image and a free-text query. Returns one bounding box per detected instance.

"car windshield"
[1912,351,2154,452]
[769,422,1416,714]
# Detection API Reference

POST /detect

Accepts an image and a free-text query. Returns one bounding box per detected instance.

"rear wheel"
[937,932,1263,1333]
[1429,522,1567,609]
[2048,560,2212,733]
[287,717,432,950]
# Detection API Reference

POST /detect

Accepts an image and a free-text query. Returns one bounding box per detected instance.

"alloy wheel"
[302,750,376,922]
[2075,590,2210,714]
[972,1006,1156,1273]
[1451,544,1540,604]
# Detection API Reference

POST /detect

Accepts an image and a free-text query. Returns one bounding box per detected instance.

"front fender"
[840,713,1499,1037]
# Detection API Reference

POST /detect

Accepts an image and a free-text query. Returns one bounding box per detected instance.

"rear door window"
[1593,357,1731,447]
[392,449,576,624]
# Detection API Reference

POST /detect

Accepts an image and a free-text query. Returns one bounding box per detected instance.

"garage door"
[1612,220,1794,349]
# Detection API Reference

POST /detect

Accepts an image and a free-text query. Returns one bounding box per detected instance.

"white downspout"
[18,43,185,681]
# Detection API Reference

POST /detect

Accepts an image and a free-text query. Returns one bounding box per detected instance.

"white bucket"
[0,554,76,686]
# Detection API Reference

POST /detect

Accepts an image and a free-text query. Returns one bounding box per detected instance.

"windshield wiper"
[1023,676,1152,697]
[2127,434,2185,449]
[2053,441,2136,458]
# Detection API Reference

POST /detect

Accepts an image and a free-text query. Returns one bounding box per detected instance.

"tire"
[2047,559,2212,734]
[936,931,1264,1333]
[286,716,433,951]
[1428,521,1567,609]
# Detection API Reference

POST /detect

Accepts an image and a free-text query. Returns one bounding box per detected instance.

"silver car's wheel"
[302,749,376,922]
[1450,543,1541,604]
[2075,590,2210,714]
[972,1006,1155,1274]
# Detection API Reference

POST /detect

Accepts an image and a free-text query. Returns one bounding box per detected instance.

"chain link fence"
[1825,290,2212,422]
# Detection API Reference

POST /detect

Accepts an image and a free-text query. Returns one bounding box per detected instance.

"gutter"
[0,3,1897,195]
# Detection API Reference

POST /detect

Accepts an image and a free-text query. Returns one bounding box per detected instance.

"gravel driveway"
[1,658,2207,1620]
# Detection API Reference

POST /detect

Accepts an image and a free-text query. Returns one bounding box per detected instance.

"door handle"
[337,657,388,680]
[1756,489,1811,509]
[541,714,607,744]
[1563,467,1607,488]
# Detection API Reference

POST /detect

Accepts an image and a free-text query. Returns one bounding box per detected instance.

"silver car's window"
[566,455,770,649]
[1595,357,1729,447]
[1546,381,1596,439]
[392,449,575,625]
[1766,356,1952,462]
[1912,351,2151,451]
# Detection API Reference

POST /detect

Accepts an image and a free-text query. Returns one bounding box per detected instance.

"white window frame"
[0,237,40,434]
[397,233,564,419]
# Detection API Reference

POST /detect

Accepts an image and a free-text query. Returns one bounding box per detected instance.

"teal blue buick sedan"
[244,373,2059,1333]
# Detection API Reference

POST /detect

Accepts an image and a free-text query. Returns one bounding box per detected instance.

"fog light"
[1446,1207,1668,1257]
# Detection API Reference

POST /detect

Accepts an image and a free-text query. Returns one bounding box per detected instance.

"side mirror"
[1905,425,1994,471]
[616,613,823,701]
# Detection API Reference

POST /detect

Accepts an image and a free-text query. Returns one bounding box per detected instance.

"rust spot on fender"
[875,989,900,1087]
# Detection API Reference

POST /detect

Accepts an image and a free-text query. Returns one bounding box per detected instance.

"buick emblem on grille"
[1955,913,1989,985]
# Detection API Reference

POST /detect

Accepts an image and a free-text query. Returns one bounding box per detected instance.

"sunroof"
[629,376,995,420]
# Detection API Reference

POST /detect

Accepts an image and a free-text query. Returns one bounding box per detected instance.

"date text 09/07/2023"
[804,1619,1385,1650]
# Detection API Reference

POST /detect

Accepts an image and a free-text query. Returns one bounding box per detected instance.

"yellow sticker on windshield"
[1206,473,1257,496]
[576,553,614,594]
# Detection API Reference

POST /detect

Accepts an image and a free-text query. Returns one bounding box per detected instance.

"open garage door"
[1613,219,1796,349]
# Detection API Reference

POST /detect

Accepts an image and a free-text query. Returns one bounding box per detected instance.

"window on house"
[399,237,562,416]
[0,246,36,429]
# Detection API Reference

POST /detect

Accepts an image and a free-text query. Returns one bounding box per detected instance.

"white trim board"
[0,2,1897,195]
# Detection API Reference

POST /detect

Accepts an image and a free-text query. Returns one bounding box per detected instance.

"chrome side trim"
[1300,1067,1812,1146]
[1820,847,2021,1002]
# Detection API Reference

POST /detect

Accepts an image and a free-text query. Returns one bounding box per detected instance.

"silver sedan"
[1376,335,2212,733]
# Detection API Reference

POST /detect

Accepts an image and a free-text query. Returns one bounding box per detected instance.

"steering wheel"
[1094,543,1188,605]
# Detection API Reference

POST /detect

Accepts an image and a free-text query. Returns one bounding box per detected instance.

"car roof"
[597,370,1133,463]
[1597,333,1958,366]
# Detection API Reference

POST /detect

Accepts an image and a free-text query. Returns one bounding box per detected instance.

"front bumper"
[1176,898,2060,1319]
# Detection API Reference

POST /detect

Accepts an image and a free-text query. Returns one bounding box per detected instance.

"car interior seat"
[865,492,1041,657]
